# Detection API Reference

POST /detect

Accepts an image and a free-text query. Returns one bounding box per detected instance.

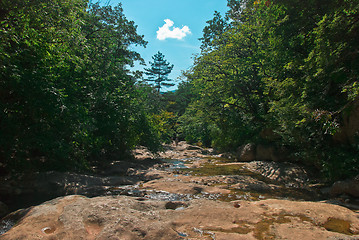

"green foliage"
[179,0,359,180]
[178,102,214,147]
[150,110,177,144]
[0,0,160,172]
[144,51,174,93]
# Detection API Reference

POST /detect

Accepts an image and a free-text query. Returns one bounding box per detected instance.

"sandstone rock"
[237,143,256,162]
[1,195,359,240]
[142,178,231,196]
[330,175,359,198]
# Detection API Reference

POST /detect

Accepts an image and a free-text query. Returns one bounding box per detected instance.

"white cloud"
[156,19,191,40]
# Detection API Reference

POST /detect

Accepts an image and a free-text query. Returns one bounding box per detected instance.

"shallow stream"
[108,157,324,203]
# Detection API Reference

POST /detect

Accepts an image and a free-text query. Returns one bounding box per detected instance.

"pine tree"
[144,51,174,93]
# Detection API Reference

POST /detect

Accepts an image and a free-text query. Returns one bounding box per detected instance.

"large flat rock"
[1,195,359,239]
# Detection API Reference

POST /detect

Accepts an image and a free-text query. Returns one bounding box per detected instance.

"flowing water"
[109,157,324,203]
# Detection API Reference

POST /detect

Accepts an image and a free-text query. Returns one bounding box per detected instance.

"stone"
[165,201,188,210]
[1,195,359,240]
[255,145,290,162]
[243,161,310,186]
[256,144,278,161]
[330,175,359,198]
[237,143,256,162]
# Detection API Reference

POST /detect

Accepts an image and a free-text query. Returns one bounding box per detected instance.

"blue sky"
[109,0,229,91]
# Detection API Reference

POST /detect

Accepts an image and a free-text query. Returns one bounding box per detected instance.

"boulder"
[330,175,359,198]
[1,195,359,239]
[256,144,278,161]
[256,144,289,162]
[237,143,256,162]
[243,161,310,187]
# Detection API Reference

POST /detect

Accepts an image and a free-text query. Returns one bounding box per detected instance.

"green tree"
[144,51,174,93]
[0,0,160,172]
[178,0,358,180]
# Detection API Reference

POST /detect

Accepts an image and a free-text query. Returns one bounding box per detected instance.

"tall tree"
[144,51,174,93]
[0,0,161,172]
[179,0,359,180]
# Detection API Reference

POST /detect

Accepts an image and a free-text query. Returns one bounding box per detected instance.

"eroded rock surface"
[1,195,359,240]
[1,141,358,239]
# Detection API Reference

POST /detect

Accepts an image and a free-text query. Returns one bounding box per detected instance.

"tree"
[144,51,174,93]
[0,0,161,172]
[178,0,359,180]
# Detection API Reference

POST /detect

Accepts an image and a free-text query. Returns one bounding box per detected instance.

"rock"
[255,144,290,162]
[237,143,256,162]
[34,172,138,197]
[1,195,359,239]
[256,144,279,161]
[0,171,140,211]
[186,145,203,151]
[230,176,272,192]
[330,175,359,198]
[165,201,188,210]
[142,178,231,196]
[243,161,310,186]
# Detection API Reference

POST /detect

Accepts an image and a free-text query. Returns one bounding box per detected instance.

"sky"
[109,0,229,91]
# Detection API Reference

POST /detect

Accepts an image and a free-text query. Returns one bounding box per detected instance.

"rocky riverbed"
[0,141,358,239]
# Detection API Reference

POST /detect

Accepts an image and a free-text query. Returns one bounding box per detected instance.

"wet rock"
[330,175,359,198]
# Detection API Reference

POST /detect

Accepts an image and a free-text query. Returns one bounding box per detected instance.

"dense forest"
[0,0,358,181]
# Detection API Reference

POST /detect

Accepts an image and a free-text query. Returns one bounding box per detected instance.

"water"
[0,155,338,236]
[0,220,15,236]
[159,158,190,170]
